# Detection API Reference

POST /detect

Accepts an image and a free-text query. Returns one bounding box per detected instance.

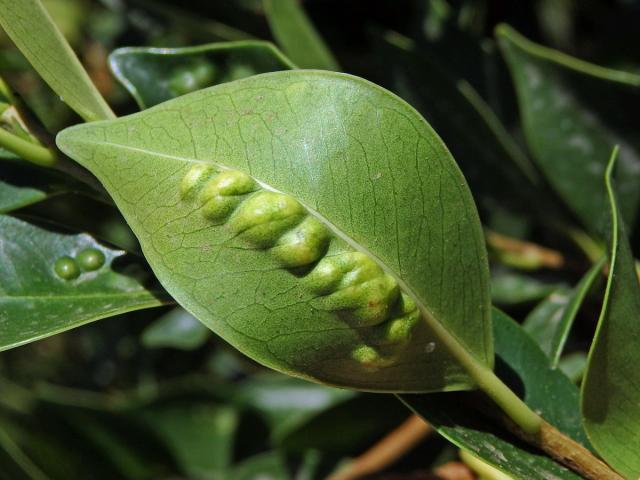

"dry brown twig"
[328,415,434,480]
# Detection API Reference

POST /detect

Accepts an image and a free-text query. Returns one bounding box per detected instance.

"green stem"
[418,307,542,434]
[421,309,622,479]
[564,226,605,264]
[459,449,513,480]
[0,128,56,166]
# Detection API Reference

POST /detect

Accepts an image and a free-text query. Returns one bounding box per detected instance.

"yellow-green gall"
[181,163,215,198]
[304,256,344,294]
[54,256,80,280]
[329,274,400,326]
[306,251,402,326]
[271,216,330,267]
[203,170,256,196]
[200,170,257,221]
[351,344,395,369]
[76,248,105,271]
[351,344,381,364]
[229,191,305,247]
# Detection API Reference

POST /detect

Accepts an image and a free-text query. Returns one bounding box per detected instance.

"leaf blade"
[57,70,491,393]
[109,41,295,109]
[263,0,339,70]
[581,148,640,477]
[0,0,114,122]
[496,24,640,234]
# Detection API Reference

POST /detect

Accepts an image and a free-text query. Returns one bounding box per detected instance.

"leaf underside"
[57,70,491,392]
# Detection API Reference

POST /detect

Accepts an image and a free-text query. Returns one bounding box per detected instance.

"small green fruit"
[54,256,80,280]
[76,248,105,271]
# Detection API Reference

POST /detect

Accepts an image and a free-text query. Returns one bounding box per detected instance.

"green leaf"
[523,287,571,355]
[581,148,640,478]
[263,0,339,70]
[0,215,169,351]
[558,352,587,384]
[0,162,49,213]
[133,402,238,478]
[0,160,85,213]
[229,451,289,480]
[523,258,604,366]
[232,375,354,444]
[141,307,210,350]
[379,31,542,220]
[0,427,47,480]
[491,269,563,306]
[0,0,114,122]
[400,309,589,479]
[496,24,640,235]
[56,70,492,393]
[109,41,296,109]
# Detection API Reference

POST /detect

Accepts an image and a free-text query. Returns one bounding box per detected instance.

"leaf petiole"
[0,127,56,167]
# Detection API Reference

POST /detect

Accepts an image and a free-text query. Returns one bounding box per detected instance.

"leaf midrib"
[0,291,162,301]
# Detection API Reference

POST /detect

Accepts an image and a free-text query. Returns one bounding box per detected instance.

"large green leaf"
[263,0,339,70]
[0,0,114,122]
[109,41,295,109]
[496,25,640,234]
[581,149,640,478]
[0,215,168,351]
[57,70,492,393]
[401,309,589,479]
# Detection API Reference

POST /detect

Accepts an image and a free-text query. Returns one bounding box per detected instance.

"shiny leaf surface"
[0,215,168,351]
[110,41,295,109]
[57,70,491,392]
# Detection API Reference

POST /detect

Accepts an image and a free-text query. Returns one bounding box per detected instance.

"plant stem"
[507,419,624,480]
[419,309,623,479]
[459,449,513,480]
[328,415,431,480]
[418,306,542,434]
[0,128,56,166]
[564,226,605,264]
